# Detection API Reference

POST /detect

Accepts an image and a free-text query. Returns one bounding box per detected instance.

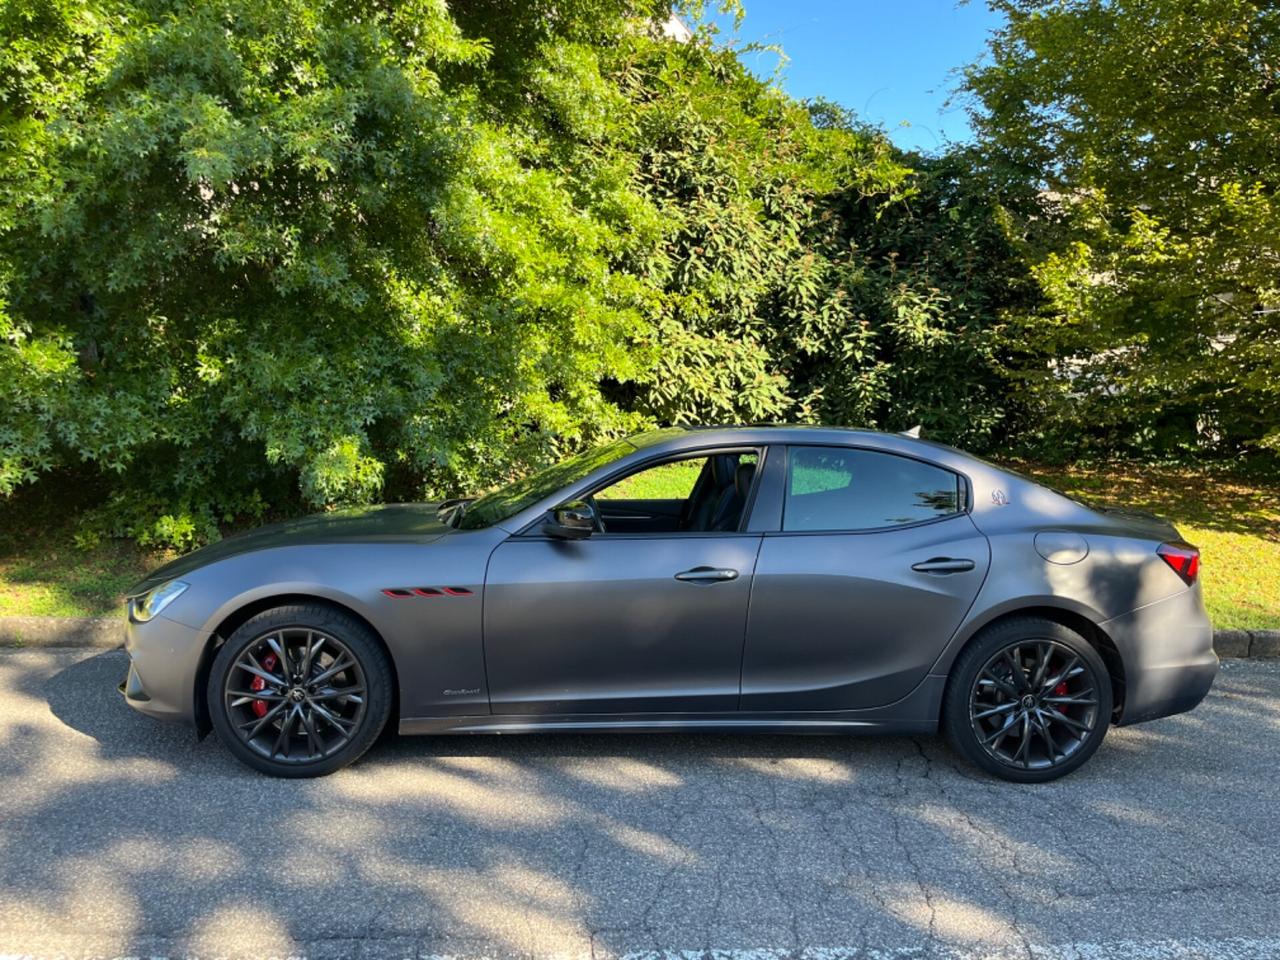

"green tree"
[1,0,1035,547]
[820,145,1044,446]
[966,0,1280,457]
[0,0,657,544]
[599,40,1025,445]
[607,40,913,427]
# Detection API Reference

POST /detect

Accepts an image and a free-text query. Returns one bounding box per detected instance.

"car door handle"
[911,557,976,574]
[674,566,740,583]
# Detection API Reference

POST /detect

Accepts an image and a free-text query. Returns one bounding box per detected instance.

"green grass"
[0,478,172,619]
[598,454,766,501]
[1004,461,1280,631]
[0,540,164,618]
[789,464,852,496]
[599,457,705,501]
[1,460,1275,629]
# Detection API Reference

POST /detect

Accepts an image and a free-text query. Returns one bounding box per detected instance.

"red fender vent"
[382,586,473,598]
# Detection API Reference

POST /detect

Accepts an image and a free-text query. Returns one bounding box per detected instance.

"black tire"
[207,603,393,778]
[943,617,1113,783]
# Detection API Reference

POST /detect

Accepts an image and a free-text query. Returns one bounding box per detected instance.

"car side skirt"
[399,675,946,736]
[399,713,937,736]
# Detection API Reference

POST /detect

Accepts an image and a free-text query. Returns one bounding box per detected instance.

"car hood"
[128,503,452,595]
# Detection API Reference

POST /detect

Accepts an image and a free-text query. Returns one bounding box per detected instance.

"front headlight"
[130,580,189,623]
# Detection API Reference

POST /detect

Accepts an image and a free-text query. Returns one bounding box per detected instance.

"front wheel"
[943,618,1113,783]
[207,604,393,777]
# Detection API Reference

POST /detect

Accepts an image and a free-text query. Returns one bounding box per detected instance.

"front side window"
[590,450,759,534]
[596,457,706,503]
[783,446,961,532]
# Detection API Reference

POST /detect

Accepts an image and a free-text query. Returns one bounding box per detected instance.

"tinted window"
[783,447,961,532]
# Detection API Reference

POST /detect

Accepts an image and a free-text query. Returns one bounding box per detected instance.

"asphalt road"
[1,648,1278,960]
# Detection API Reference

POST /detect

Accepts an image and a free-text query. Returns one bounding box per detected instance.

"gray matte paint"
[484,534,762,714]
[120,425,1217,741]
[741,513,990,711]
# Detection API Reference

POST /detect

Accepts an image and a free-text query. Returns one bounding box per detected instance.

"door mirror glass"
[544,500,595,539]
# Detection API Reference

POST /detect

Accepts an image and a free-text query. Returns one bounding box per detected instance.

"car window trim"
[511,445,769,539]
[764,512,974,538]
[776,442,971,536]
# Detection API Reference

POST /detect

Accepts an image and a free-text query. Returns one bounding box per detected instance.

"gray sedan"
[119,425,1217,781]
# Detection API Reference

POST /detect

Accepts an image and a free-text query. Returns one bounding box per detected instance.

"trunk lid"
[1093,505,1183,543]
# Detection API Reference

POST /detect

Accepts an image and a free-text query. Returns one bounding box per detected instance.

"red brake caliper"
[1053,680,1069,713]
[250,652,279,718]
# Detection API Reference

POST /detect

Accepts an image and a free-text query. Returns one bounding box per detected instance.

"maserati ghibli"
[119,425,1217,781]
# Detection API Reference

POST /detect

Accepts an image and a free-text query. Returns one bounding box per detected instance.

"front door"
[740,445,990,711]
[483,450,763,715]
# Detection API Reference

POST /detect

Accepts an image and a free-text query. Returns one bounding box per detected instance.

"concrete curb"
[1,614,1278,658]
[0,615,122,649]
[1215,628,1280,659]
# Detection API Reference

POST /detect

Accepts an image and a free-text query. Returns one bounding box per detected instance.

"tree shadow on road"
[0,649,1274,958]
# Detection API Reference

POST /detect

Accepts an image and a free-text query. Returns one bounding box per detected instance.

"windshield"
[454,438,637,530]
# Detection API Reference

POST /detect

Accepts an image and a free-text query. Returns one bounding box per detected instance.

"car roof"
[631,423,885,444]
[626,424,974,462]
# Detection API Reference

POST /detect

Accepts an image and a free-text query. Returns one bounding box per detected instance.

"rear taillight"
[1157,541,1200,585]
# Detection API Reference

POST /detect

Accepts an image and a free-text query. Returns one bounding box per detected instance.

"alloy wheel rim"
[969,639,1101,770]
[224,628,367,764]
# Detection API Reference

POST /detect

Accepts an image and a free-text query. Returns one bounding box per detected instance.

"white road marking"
[6,939,1280,960]
[625,942,1280,960]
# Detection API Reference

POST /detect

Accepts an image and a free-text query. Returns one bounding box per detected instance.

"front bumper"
[119,612,210,725]
[1102,584,1218,726]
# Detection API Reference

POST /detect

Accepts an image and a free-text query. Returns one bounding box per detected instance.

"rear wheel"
[208,604,393,777]
[943,618,1113,783]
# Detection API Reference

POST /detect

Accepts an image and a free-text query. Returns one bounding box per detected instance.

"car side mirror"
[544,500,594,540]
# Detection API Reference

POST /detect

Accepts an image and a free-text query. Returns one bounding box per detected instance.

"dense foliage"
[1,0,1273,547]
[966,0,1280,458]
[1,0,662,544]
[1,0,1027,545]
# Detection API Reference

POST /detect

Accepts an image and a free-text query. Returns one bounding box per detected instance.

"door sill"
[399,712,935,736]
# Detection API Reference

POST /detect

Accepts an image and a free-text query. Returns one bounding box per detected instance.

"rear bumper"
[1102,584,1218,726]
[119,613,208,725]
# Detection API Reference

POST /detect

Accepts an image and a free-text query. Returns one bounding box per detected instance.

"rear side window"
[783,446,962,532]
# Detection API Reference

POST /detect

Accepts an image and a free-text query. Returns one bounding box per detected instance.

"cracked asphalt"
[1,648,1278,959]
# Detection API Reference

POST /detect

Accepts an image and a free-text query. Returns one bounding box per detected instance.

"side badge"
[991,489,1010,506]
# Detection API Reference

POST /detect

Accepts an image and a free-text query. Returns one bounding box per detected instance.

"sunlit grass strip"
[1006,462,1280,631]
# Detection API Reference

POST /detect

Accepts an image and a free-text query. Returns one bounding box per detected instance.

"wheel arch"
[941,604,1126,722]
[193,592,400,737]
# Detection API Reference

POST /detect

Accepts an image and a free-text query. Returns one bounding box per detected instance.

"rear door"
[741,444,990,711]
